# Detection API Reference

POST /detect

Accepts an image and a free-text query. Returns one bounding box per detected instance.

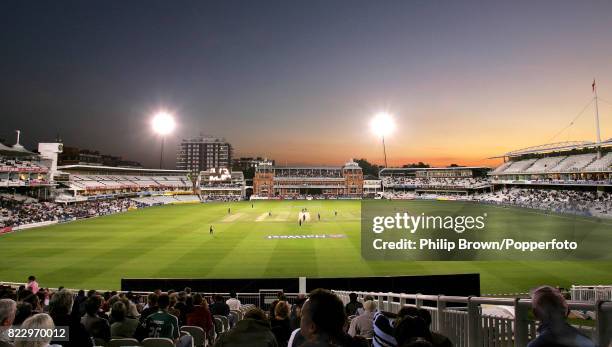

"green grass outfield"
[0,200,610,293]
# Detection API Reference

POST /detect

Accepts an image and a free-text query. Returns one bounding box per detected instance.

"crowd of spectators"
[200,195,243,203]
[0,158,46,173]
[380,188,612,217]
[0,281,598,347]
[0,196,136,228]
[491,177,612,185]
[381,177,490,189]
[274,169,343,179]
[201,183,244,188]
[475,188,612,217]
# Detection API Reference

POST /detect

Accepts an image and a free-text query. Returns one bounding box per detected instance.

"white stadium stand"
[550,153,598,172]
[524,156,566,173]
[584,152,612,172]
[502,158,538,173]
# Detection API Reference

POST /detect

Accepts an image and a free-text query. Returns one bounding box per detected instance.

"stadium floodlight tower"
[370,112,395,168]
[151,110,176,169]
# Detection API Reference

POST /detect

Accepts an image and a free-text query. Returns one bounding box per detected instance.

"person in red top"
[186,294,214,340]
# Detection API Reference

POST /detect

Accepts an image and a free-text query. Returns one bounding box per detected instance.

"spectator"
[80,295,111,344]
[48,290,93,347]
[184,288,193,308]
[396,307,419,320]
[288,328,306,347]
[373,311,397,347]
[186,294,214,342]
[36,289,49,311]
[417,309,452,347]
[268,292,287,321]
[143,293,192,347]
[13,302,32,326]
[299,288,367,347]
[174,291,189,325]
[527,286,595,347]
[289,296,306,330]
[270,301,291,346]
[210,294,230,317]
[101,292,112,312]
[19,291,41,314]
[226,291,241,311]
[0,299,16,347]
[348,300,377,338]
[125,296,140,319]
[213,307,278,347]
[14,313,62,347]
[25,276,39,294]
[139,293,159,324]
[71,290,86,320]
[168,292,182,320]
[345,293,363,316]
[394,315,431,347]
[110,301,139,339]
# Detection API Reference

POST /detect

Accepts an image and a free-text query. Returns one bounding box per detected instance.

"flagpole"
[593,79,602,158]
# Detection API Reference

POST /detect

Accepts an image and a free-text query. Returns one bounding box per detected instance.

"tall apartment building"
[176,136,233,173]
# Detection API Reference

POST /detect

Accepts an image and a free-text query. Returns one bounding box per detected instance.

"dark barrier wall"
[121,278,300,293]
[122,273,480,296]
[307,273,480,296]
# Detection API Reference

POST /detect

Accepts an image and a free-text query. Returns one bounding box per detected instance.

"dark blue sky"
[2,1,611,167]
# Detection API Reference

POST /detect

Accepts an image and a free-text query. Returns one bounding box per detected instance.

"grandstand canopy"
[379,166,489,174]
[58,164,189,175]
[0,143,37,157]
[490,139,612,159]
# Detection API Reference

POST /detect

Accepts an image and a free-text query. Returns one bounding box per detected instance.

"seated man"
[527,286,595,347]
[143,293,192,347]
[210,295,230,317]
[345,293,363,317]
[80,295,111,343]
[226,291,241,311]
[348,300,377,338]
[299,288,367,347]
[213,307,278,347]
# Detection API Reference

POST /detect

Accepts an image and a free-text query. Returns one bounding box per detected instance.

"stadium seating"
[180,326,206,347]
[0,158,47,173]
[475,188,612,216]
[142,338,175,347]
[382,177,489,189]
[108,338,141,347]
[1,196,137,228]
[502,158,538,173]
[130,195,201,206]
[584,152,612,171]
[524,156,566,172]
[491,161,513,173]
[550,153,598,172]
[66,174,191,192]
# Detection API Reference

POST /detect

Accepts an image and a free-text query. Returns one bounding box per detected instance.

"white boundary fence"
[334,290,612,347]
[571,285,612,303]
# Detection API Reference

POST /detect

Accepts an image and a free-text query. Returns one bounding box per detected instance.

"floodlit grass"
[0,200,610,293]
